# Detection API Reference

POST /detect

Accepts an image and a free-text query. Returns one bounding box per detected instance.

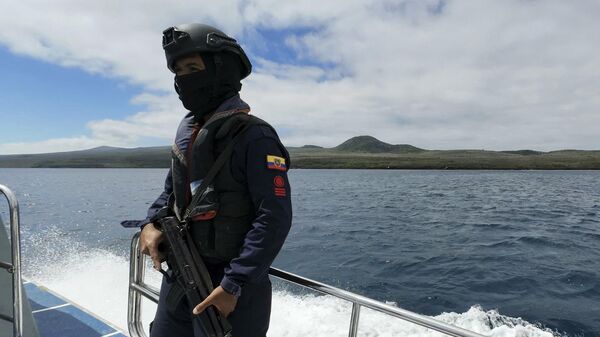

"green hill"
[0,146,171,168]
[500,150,543,156]
[334,136,424,153]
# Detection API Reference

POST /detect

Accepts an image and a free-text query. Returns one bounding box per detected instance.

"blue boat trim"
[24,280,126,337]
[25,283,67,312]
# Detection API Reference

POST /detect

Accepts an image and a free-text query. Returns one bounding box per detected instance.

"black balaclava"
[174,52,243,120]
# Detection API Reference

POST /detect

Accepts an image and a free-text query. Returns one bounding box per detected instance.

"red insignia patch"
[274,187,286,197]
[274,175,286,196]
[274,176,285,188]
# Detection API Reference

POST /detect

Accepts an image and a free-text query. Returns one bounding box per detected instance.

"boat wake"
[21,228,563,337]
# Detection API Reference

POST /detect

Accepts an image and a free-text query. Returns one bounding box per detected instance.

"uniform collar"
[213,94,250,114]
[180,94,250,129]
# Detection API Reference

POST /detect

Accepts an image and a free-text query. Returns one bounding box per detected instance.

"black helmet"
[162,23,252,78]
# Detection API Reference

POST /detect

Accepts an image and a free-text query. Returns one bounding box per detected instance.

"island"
[0,136,598,169]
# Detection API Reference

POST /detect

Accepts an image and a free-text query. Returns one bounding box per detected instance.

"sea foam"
[24,245,560,337]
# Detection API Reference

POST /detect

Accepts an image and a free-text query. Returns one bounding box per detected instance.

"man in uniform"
[137,23,292,337]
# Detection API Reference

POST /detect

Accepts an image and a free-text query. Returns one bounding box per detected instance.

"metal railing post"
[0,184,23,337]
[128,232,148,337]
[348,303,361,337]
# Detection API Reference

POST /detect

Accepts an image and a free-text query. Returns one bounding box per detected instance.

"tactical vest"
[170,110,283,262]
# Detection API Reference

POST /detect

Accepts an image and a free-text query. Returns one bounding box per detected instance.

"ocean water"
[0,168,599,337]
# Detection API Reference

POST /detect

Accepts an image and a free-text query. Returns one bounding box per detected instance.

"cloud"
[0,137,103,155]
[87,93,183,143]
[0,0,599,154]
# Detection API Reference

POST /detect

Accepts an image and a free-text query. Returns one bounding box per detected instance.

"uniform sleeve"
[220,135,292,297]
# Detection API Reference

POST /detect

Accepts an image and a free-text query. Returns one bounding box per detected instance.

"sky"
[0,0,599,154]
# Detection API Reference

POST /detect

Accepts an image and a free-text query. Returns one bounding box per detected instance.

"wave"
[23,247,562,337]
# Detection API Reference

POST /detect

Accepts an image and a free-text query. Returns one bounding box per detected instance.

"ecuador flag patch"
[266,155,287,171]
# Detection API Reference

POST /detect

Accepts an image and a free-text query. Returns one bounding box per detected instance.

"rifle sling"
[183,121,253,221]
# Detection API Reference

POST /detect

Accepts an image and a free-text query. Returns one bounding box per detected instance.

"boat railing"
[0,184,23,337]
[128,232,488,337]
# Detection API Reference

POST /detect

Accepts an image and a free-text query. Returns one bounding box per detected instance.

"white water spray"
[24,250,558,337]
[21,227,560,337]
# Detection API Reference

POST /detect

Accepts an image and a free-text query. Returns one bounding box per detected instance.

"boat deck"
[24,280,126,337]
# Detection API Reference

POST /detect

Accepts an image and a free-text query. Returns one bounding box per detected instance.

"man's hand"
[140,222,165,270]
[193,286,238,318]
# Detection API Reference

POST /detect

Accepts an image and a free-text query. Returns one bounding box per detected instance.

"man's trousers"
[149,269,272,337]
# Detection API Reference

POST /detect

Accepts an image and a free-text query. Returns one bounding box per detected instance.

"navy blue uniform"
[140,95,292,337]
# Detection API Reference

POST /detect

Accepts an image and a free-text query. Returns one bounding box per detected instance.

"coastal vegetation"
[0,136,599,169]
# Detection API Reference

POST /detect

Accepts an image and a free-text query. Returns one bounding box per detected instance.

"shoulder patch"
[267,155,287,171]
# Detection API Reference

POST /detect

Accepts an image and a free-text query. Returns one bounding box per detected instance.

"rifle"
[157,216,232,337]
[152,117,254,336]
